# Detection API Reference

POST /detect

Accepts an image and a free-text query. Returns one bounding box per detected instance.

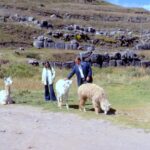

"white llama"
[0,77,14,105]
[55,79,72,109]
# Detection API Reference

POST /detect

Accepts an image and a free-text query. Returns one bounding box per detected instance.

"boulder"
[55,42,65,49]
[140,60,150,67]
[33,40,44,49]
[136,43,150,50]
[109,60,116,67]
[102,61,109,68]
[40,20,48,27]
[116,60,123,66]
[37,36,45,41]
[62,61,75,69]
[27,16,34,22]
[90,54,104,67]
[28,59,39,66]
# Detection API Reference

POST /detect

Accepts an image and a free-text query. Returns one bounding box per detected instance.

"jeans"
[44,84,56,101]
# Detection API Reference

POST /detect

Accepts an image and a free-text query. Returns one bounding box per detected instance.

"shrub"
[4,64,38,78]
[0,65,7,78]
[25,52,40,60]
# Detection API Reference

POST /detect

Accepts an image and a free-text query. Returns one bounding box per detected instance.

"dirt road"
[0,105,149,150]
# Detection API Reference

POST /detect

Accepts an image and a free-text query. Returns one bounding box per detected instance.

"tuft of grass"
[95,35,117,44]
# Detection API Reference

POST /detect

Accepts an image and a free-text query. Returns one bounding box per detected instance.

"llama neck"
[5,85,11,96]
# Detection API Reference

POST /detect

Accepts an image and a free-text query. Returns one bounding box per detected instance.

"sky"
[106,0,150,10]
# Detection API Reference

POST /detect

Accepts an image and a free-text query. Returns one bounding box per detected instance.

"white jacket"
[42,67,55,85]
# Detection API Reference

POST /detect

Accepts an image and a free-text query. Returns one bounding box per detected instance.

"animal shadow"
[69,104,79,109]
[107,107,116,115]
[88,107,116,115]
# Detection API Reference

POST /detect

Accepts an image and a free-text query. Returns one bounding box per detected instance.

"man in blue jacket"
[67,57,93,86]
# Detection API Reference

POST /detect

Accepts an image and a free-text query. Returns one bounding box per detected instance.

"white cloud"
[143,4,150,10]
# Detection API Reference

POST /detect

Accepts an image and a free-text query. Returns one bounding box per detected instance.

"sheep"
[0,77,14,105]
[78,83,111,115]
[55,79,72,109]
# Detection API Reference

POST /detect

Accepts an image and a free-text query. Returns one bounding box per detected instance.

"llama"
[78,83,111,115]
[0,77,14,105]
[55,79,72,109]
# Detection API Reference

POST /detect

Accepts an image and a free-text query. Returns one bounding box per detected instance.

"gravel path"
[0,105,150,150]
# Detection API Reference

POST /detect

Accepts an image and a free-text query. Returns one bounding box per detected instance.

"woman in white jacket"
[42,61,56,101]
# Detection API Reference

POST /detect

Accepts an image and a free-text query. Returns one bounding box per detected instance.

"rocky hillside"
[0,0,150,68]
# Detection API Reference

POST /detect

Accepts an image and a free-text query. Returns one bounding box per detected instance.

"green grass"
[0,48,150,130]
[0,23,43,47]
[4,66,149,131]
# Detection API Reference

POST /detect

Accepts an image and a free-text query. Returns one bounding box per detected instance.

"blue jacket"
[67,61,93,86]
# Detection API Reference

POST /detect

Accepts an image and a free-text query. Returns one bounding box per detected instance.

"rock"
[136,43,150,50]
[28,59,39,66]
[140,60,150,67]
[37,36,45,41]
[55,42,65,49]
[44,38,53,48]
[132,60,141,67]
[27,16,34,22]
[116,60,123,66]
[47,42,55,49]
[90,54,104,67]
[102,61,109,67]
[73,43,79,50]
[73,24,80,30]
[33,20,40,25]
[84,45,95,51]
[103,53,110,62]
[50,14,58,19]
[114,52,121,60]
[33,40,44,49]
[62,61,75,69]
[39,20,53,28]
[109,60,116,67]
[65,43,72,50]
[87,27,96,33]
[121,50,137,60]
[92,63,101,67]
[66,25,74,31]
[52,32,63,38]
[52,62,62,68]
[79,51,92,61]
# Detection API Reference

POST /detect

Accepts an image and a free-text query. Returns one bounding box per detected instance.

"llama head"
[63,80,72,91]
[100,100,111,115]
[4,77,13,86]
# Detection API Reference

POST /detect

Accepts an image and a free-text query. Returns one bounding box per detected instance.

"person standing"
[42,61,56,101]
[67,57,93,86]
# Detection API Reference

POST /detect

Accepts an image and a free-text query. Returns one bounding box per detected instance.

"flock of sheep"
[0,77,111,115]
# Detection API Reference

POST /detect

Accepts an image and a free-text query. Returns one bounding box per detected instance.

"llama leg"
[66,103,69,110]
[59,97,63,109]
[92,100,100,115]
[57,96,62,109]
[79,97,86,112]
[65,93,69,110]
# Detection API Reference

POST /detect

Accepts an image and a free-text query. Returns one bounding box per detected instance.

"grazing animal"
[55,79,72,109]
[0,77,14,105]
[78,83,111,115]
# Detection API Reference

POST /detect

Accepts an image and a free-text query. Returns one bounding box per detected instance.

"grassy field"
[0,48,150,130]
[0,64,150,130]
[0,0,150,131]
